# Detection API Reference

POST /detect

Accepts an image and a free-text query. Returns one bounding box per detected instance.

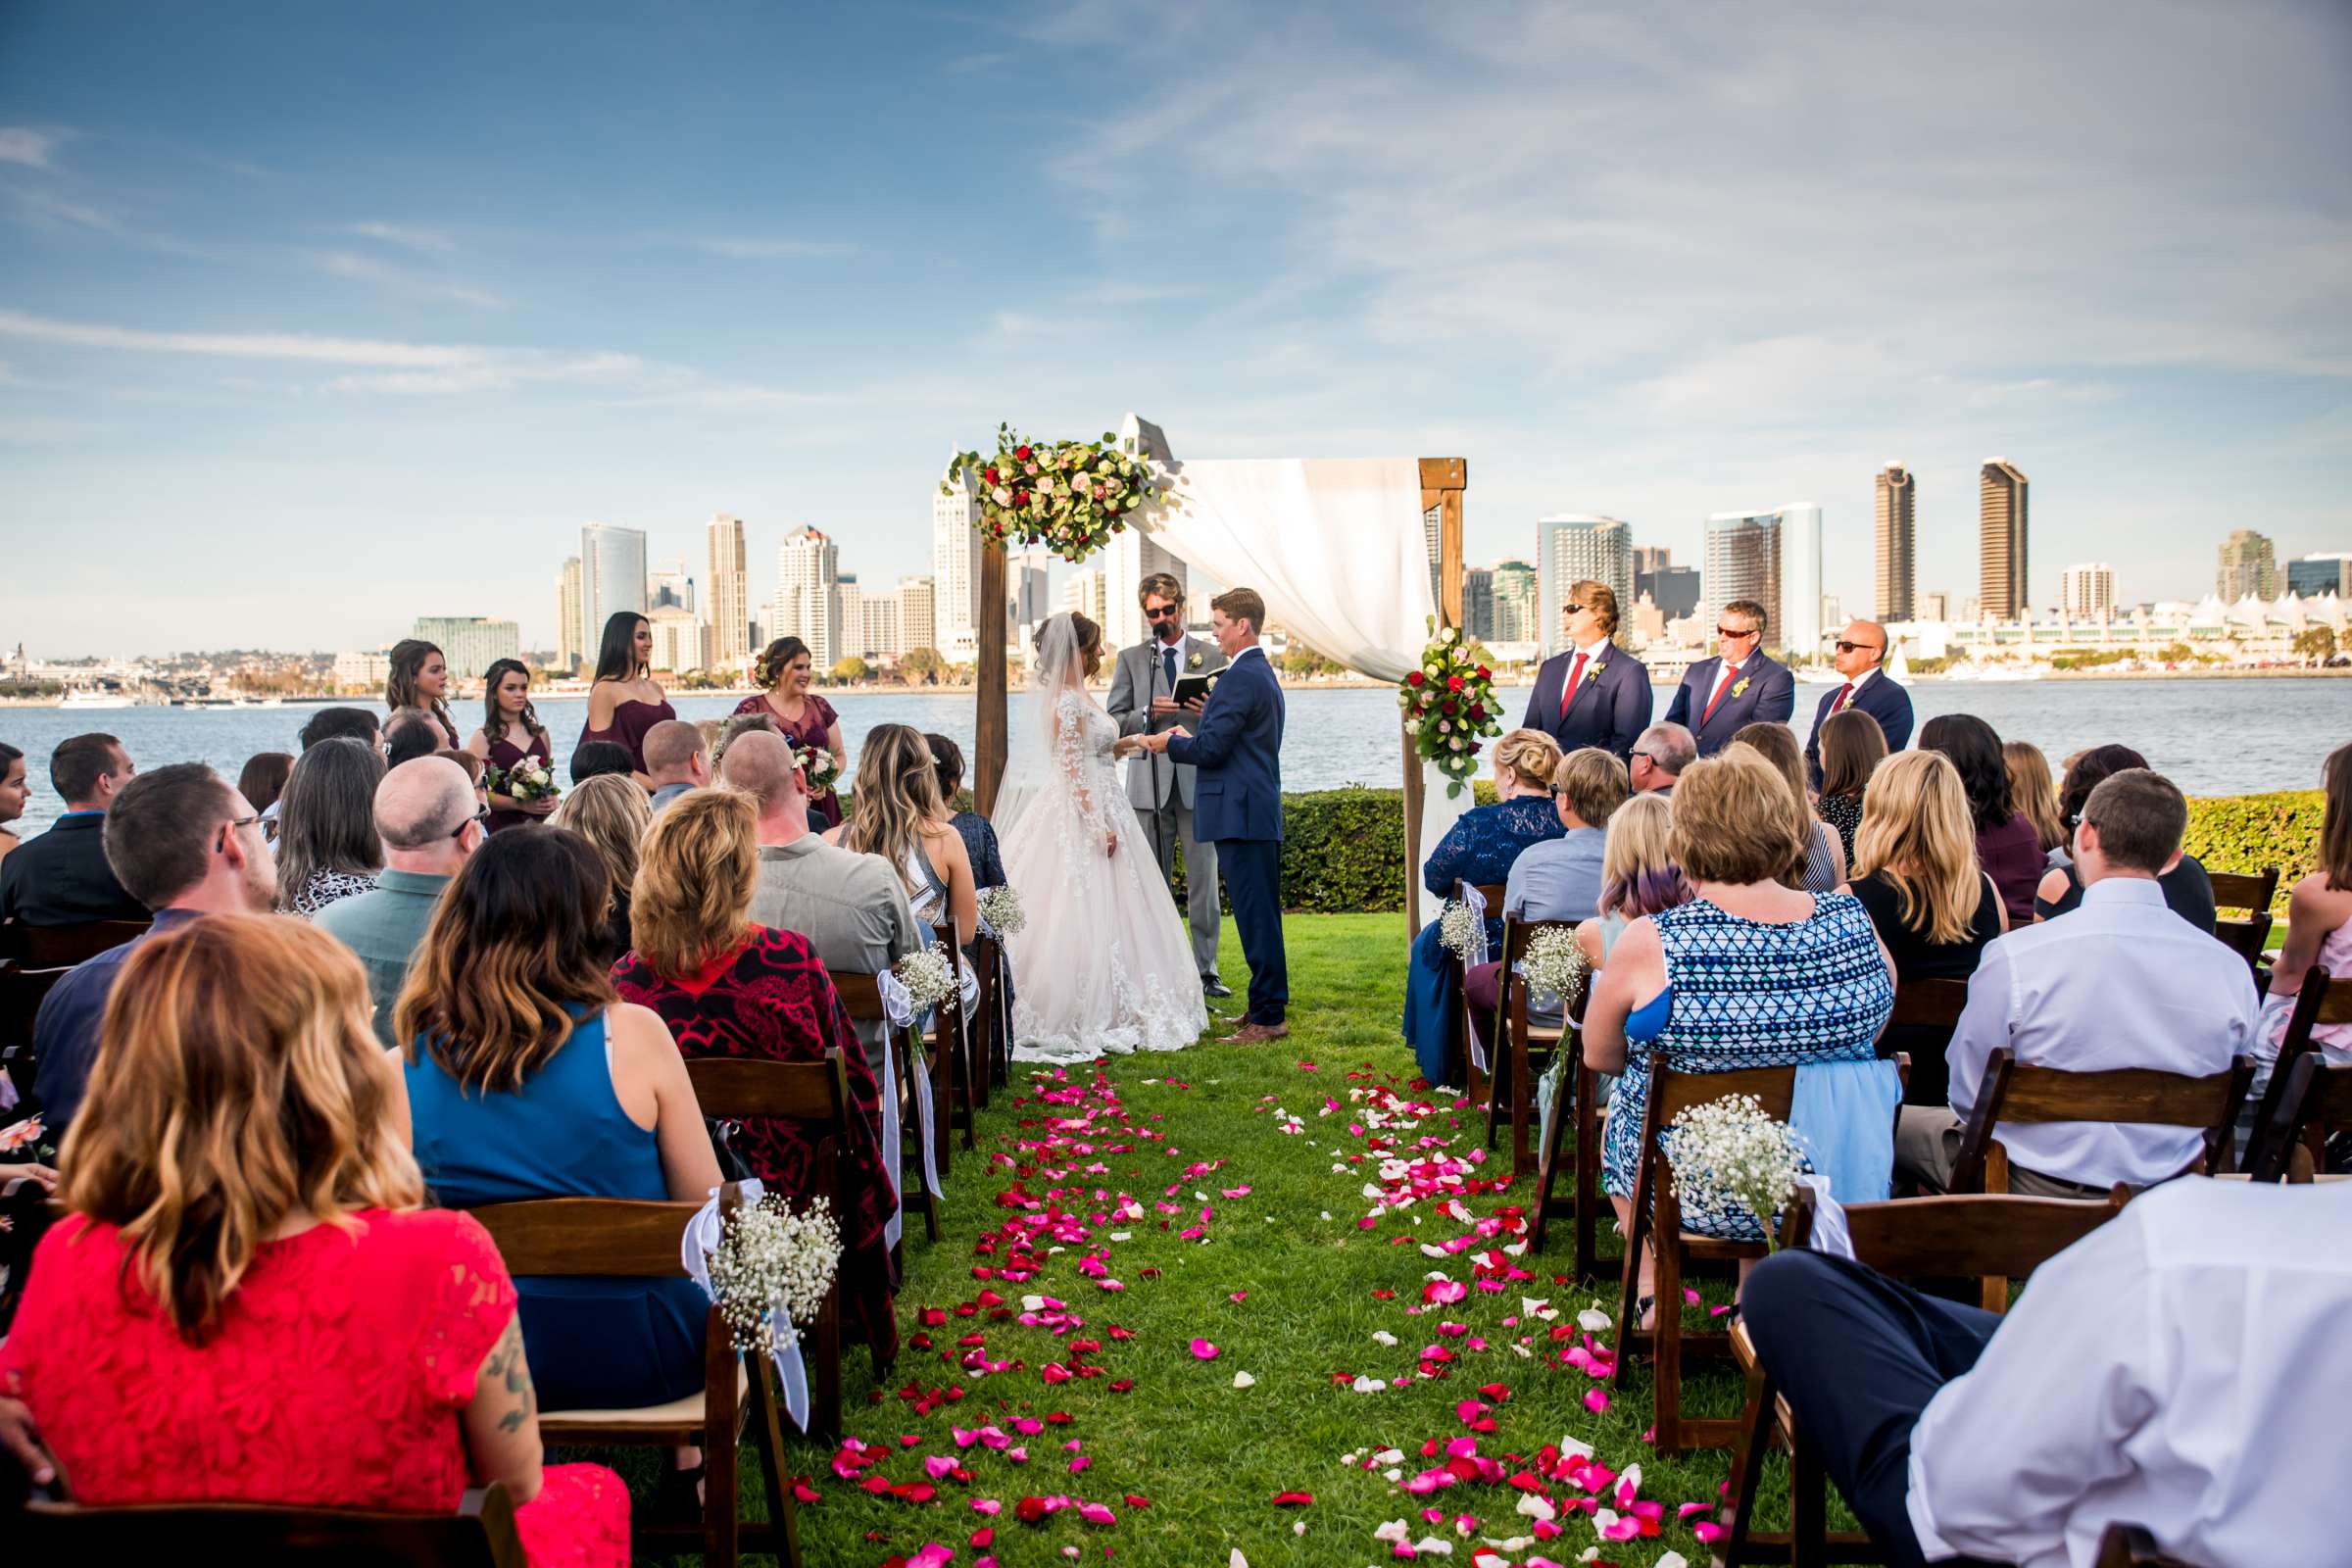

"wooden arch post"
[1403,458,1467,942]
[974,541,1008,815]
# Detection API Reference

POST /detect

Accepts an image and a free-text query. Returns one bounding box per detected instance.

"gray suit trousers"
[1137,797,1221,980]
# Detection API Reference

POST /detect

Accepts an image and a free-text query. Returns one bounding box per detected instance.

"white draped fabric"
[1121,415,1473,927]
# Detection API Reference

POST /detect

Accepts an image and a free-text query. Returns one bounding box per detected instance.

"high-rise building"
[1919,590,1949,622]
[770,525,841,670]
[706,514,751,668]
[1874,463,1917,622]
[1702,504,1822,655]
[2217,529,2278,601]
[1008,548,1053,643]
[1462,567,1494,641]
[413,616,521,682]
[859,589,903,661]
[1536,515,1634,657]
[1820,595,1840,632]
[1102,526,1187,654]
[1062,568,1108,627]
[1632,546,1674,575]
[1978,460,2029,620]
[933,464,986,662]
[836,573,865,658]
[647,606,710,674]
[648,561,694,613]
[332,650,393,692]
[557,557,583,672]
[2286,553,2352,600]
[579,523,649,658]
[1490,560,1539,645]
[897,576,936,656]
[1778,502,1824,657]
[1639,564,1701,623]
[2060,563,2116,618]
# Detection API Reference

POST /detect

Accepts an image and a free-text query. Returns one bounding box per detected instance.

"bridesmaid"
[574,612,675,786]
[733,637,847,830]
[465,658,558,833]
[385,639,463,750]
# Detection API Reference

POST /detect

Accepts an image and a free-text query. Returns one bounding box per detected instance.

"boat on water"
[59,689,135,710]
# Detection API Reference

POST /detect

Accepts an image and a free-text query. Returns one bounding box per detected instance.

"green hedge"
[2181,790,2325,909]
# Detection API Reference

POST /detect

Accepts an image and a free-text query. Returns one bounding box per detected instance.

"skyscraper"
[557,556,583,672]
[579,523,649,658]
[1632,546,1674,576]
[414,616,522,681]
[933,463,986,662]
[771,525,841,669]
[1920,590,1949,622]
[648,561,694,612]
[896,576,937,657]
[2217,529,2278,601]
[1536,515,1634,657]
[647,607,710,674]
[836,573,865,658]
[1491,560,1539,645]
[1007,548,1053,642]
[1704,511,1783,645]
[1874,463,1916,622]
[1462,567,1494,641]
[1978,460,2030,620]
[2060,563,2115,618]
[1777,502,1824,658]
[1062,568,1108,626]
[2286,553,2352,600]
[1102,527,1187,653]
[706,514,750,667]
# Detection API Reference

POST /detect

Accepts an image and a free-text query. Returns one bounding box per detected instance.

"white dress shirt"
[1703,658,1745,710]
[1944,875,2259,1189]
[1907,1177,2352,1568]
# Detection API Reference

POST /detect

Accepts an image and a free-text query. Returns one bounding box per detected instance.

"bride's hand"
[1105,831,1119,858]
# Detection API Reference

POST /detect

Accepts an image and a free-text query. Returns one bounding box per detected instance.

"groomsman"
[1107,571,1229,997]
[1661,597,1794,757]
[1522,580,1649,761]
[1804,617,1915,789]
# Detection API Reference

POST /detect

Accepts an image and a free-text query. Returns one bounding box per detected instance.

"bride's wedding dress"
[997,619,1209,1064]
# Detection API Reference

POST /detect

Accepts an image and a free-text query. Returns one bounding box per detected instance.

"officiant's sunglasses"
[1146,605,1181,621]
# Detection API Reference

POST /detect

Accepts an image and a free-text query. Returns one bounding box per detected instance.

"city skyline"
[4,3,2348,657]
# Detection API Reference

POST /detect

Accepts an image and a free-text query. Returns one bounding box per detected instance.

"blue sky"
[2,0,2347,656]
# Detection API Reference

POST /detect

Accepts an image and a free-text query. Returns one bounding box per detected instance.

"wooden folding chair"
[0,961,74,1098]
[2205,867,2278,980]
[2092,1522,2200,1568]
[1611,1055,1797,1453]
[1950,1048,2252,1194]
[1525,1001,1615,1286]
[968,928,1005,1105]
[466,1191,801,1568]
[1719,1188,2130,1566]
[12,1481,530,1566]
[1452,880,1503,1102]
[830,970,943,1246]
[2253,1058,2352,1185]
[0,918,150,968]
[1484,916,1582,1181]
[683,1054,861,1437]
[2244,966,2351,1179]
[930,922,978,1156]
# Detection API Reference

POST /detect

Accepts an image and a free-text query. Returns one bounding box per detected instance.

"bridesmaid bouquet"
[488,759,561,803]
[1659,1095,1809,1250]
[791,741,841,796]
[709,1193,843,1350]
[976,884,1026,939]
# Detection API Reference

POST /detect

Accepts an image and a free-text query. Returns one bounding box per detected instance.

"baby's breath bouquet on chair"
[1518,924,1589,1014]
[1437,899,1481,962]
[1658,1094,1810,1250]
[893,942,959,1014]
[975,884,1026,939]
[707,1193,842,1350]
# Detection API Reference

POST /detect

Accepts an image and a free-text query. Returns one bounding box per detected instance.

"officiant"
[1108,571,1230,998]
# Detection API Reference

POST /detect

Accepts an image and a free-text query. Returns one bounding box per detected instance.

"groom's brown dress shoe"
[1219,1021,1290,1045]
[1220,1012,1251,1028]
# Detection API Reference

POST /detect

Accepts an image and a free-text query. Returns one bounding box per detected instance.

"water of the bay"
[5,677,2346,836]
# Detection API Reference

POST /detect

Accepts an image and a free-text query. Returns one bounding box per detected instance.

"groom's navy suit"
[1166,646,1287,1026]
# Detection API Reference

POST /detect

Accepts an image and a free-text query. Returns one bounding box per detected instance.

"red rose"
[1446,674,1464,693]
[1469,703,1486,719]
[1407,670,1426,687]
[984,466,1000,485]
[1444,699,1457,715]
[1014,489,1029,506]
[1476,665,1492,680]
[1014,444,1033,461]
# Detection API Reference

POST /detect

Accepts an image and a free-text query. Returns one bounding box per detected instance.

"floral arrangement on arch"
[1398,617,1501,798]
[941,424,1168,564]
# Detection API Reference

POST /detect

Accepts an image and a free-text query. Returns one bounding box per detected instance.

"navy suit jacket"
[1521,644,1649,760]
[1803,671,1915,788]
[1661,653,1796,757]
[1165,648,1285,842]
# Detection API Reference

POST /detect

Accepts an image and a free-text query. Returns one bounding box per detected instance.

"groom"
[1141,586,1288,1044]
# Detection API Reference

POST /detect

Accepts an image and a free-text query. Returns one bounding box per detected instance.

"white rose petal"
[1232,1370,1255,1388]
[1577,1307,1612,1334]
[1351,1374,1385,1393]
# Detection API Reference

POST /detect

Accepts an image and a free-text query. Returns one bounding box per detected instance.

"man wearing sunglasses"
[1661,597,1794,757]
[1803,617,1915,790]
[1106,572,1230,998]
[1522,579,1649,762]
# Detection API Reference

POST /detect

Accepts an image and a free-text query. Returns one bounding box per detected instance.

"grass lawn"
[612,912,1788,1566]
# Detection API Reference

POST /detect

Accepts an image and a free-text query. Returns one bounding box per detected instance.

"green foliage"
[829,656,870,684]
[2294,625,2337,661]
[2183,790,2326,907]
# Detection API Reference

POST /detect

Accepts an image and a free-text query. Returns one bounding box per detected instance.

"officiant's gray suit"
[1108,632,1227,982]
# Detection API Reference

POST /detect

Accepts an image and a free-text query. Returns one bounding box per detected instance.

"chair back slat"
[1993,1059,2247,1126]
[1653,1055,1798,1123]
[686,1054,849,1122]
[2205,868,2278,915]
[1497,916,1581,966]
[1838,1193,2126,1282]
[5,919,151,968]
[831,971,887,1021]
[1888,977,1970,1028]
[18,1483,527,1566]
[466,1197,701,1278]
[1458,881,1504,911]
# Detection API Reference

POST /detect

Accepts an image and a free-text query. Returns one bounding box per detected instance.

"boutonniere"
[1586,657,1607,681]
[1187,652,1202,669]
[1731,676,1750,699]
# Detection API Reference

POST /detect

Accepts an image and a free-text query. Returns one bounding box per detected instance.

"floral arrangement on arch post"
[941,424,1170,565]
[1399,616,1502,798]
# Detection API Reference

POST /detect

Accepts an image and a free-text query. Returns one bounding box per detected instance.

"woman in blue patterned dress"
[1404,729,1566,1084]
[1584,744,1898,1317]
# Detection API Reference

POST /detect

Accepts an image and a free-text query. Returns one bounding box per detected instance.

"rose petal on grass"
[1191,1338,1220,1359]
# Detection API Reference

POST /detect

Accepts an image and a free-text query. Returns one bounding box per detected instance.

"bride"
[998,611,1209,1062]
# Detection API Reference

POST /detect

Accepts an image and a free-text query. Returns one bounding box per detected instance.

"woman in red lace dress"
[0,915,627,1568]
[612,789,898,1363]
[733,636,847,829]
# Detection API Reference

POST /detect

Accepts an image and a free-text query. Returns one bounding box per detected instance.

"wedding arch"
[963,414,1471,938]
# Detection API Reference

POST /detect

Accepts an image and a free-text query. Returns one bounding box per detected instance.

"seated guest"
[710,710,779,773]
[1463,747,1628,1059]
[1813,708,1886,869]
[384,715,444,770]
[1898,768,2259,1197]
[723,731,922,1065]
[2004,739,2066,857]
[641,719,710,813]
[0,914,628,1566]
[31,762,277,1136]
[233,751,293,844]
[612,791,899,1360]
[1733,720,1846,893]
[0,741,24,870]
[0,732,145,925]
[436,749,489,819]
[1628,721,1693,796]
[1572,792,1692,973]
[392,828,719,1414]
[1403,728,1567,1085]
[829,724,977,947]
[1845,751,2006,1107]
[384,636,464,751]
[548,773,652,966]
[1919,713,2041,927]
[271,736,384,918]
[279,707,384,836]
[2033,743,2218,930]
[926,732,1005,889]
[568,739,637,787]
[316,758,483,1045]
[1742,1178,2352,1568]
[2257,740,2352,1070]
[1584,745,1898,1313]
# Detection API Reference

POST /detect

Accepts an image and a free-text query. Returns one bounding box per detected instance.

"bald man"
[317,756,484,1044]
[1803,618,1914,790]
[642,719,710,813]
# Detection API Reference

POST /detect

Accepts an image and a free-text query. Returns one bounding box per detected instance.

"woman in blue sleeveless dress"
[391,825,721,1412]
[1583,745,1898,1313]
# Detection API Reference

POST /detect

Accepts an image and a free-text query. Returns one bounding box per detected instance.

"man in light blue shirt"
[642,720,710,814]
[1896,768,2259,1196]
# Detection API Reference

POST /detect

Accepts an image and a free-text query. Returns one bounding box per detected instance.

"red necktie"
[1558,653,1589,718]
[1700,662,1740,726]
[1834,682,1854,713]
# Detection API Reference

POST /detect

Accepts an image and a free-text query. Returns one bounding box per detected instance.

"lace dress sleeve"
[420,1212,521,1407]
[1053,692,1122,839]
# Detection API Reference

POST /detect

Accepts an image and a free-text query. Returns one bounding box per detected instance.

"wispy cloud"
[0,308,487,367]
[346,220,457,253]
[0,127,62,170]
[678,235,856,260]
[310,249,503,308]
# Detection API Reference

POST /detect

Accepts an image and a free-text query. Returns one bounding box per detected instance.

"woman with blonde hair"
[1406,726,1569,1083]
[2003,740,2066,856]
[1846,750,2007,1105]
[0,915,626,1564]
[551,771,653,965]
[1733,720,1846,892]
[828,721,977,947]
[612,790,900,1361]
[1574,791,1693,972]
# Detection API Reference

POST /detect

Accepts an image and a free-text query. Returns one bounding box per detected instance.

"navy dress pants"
[1218,838,1287,1025]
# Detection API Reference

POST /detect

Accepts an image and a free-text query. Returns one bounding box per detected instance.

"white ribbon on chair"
[1462,883,1494,1074]
[1795,1174,1853,1260]
[878,1032,905,1251]
[874,960,972,1207]
[679,1179,814,1433]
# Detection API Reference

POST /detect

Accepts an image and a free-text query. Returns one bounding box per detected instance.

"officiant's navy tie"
[1162,646,1177,692]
